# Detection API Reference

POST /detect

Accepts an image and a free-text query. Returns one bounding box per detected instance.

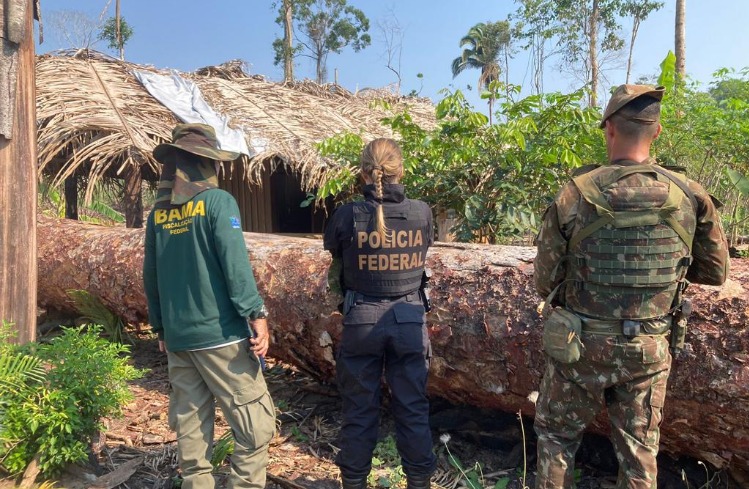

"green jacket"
[143,188,264,352]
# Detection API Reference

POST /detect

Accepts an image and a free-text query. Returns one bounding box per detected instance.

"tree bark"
[0,0,37,343]
[283,0,294,82]
[123,165,142,228]
[675,0,686,81]
[589,0,599,107]
[36,217,749,474]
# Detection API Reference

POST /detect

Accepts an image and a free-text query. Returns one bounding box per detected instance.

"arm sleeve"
[143,215,163,338]
[211,194,264,318]
[534,202,569,299]
[686,189,730,285]
[323,207,348,257]
[425,202,434,246]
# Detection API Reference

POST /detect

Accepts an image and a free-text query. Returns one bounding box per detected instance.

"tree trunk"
[116,0,123,61]
[64,175,78,220]
[675,0,686,81]
[0,0,37,343]
[626,17,640,84]
[589,0,599,107]
[283,0,294,82]
[123,165,142,228]
[36,217,749,474]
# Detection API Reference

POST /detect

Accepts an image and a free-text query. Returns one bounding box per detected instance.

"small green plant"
[67,290,128,344]
[290,425,309,443]
[211,430,235,471]
[368,435,405,488]
[517,410,531,489]
[0,325,143,477]
[275,399,290,412]
[440,433,485,489]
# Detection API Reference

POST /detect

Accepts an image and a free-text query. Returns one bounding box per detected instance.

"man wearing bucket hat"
[533,85,729,488]
[143,123,276,489]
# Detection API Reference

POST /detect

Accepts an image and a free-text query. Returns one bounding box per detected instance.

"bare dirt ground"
[49,333,740,489]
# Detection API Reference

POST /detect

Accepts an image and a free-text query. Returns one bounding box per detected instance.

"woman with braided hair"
[324,138,436,489]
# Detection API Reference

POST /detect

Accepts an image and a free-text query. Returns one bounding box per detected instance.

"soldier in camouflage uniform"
[144,124,276,489]
[533,85,729,488]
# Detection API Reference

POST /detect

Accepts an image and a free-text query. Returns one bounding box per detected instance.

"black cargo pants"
[335,292,437,479]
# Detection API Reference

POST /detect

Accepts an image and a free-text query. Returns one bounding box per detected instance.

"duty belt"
[579,315,672,337]
[353,292,420,303]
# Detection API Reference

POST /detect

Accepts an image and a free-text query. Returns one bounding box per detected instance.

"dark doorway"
[270,165,330,234]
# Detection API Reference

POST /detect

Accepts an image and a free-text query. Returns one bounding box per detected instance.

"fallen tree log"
[37,217,749,477]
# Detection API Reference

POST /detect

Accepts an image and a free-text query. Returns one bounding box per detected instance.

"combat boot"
[406,473,431,489]
[341,475,367,489]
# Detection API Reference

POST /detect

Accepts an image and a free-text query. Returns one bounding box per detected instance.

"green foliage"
[211,430,235,471]
[66,289,128,344]
[290,425,309,443]
[726,168,749,197]
[97,16,134,53]
[655,58,749,243]
[452,21,512,91]
[37,180,125,225]
[273,0,371,83]
[316,132,364,200]
[368,435,405,488]
[0,326,143,477]
[317,85,604,243]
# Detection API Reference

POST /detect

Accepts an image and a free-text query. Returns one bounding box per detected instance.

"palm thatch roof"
[36,50,437,201]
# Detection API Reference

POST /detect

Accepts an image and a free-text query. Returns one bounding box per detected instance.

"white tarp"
[133,70,252,157]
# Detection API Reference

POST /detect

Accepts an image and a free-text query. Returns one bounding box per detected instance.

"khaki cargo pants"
[167,339,276,489]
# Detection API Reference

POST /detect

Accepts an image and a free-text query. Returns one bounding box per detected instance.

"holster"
[340,290,356,315]
[420,269,433,312]
[670,298,692,354]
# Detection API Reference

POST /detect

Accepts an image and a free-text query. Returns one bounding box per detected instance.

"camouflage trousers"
[534,333,672,489]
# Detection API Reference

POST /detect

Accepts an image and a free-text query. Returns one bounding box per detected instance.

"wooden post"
[0,0,37,343]
[64,175,79,220]
[123,164,143,228]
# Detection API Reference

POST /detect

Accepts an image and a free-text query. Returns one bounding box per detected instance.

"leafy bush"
[318,84,605,244]
[0,324,143,478]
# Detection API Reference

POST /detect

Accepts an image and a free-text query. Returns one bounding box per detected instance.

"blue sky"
[37,0,748,111]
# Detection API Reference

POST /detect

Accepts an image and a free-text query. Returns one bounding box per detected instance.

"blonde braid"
[373,167,388,243]
[360,138,404,245]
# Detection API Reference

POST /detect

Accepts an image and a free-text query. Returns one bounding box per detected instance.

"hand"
[158,340,166,352]
[249,318,270,358]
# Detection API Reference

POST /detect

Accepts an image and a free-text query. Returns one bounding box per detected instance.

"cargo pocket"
[647,378,667,435]
[393,303,426,356]
[536,363,575,432]
[392,302,426,324]
[167,384,177,432]
[640,337,668,365]
[231,385,276,450]
[342,307,377,327]
[542,308,583,364]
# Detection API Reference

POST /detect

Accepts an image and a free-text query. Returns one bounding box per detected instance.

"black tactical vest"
[342,201,430,297]
[563,161,697,320]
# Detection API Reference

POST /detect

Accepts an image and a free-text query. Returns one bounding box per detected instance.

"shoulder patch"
[229,216,241,229]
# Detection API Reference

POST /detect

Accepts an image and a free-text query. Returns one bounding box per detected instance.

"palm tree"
[451,21,511,124]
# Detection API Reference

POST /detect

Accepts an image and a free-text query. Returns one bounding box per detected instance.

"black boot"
[341,475,367,489]
[406,473,431,489]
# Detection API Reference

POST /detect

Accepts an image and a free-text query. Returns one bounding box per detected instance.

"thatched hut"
[35,50,437,232]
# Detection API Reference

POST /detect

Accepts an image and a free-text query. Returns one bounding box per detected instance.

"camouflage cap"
[153,123,239,163]
[599,84,665,129]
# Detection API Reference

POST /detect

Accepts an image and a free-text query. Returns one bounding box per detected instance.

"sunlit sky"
[37,0,748,111]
